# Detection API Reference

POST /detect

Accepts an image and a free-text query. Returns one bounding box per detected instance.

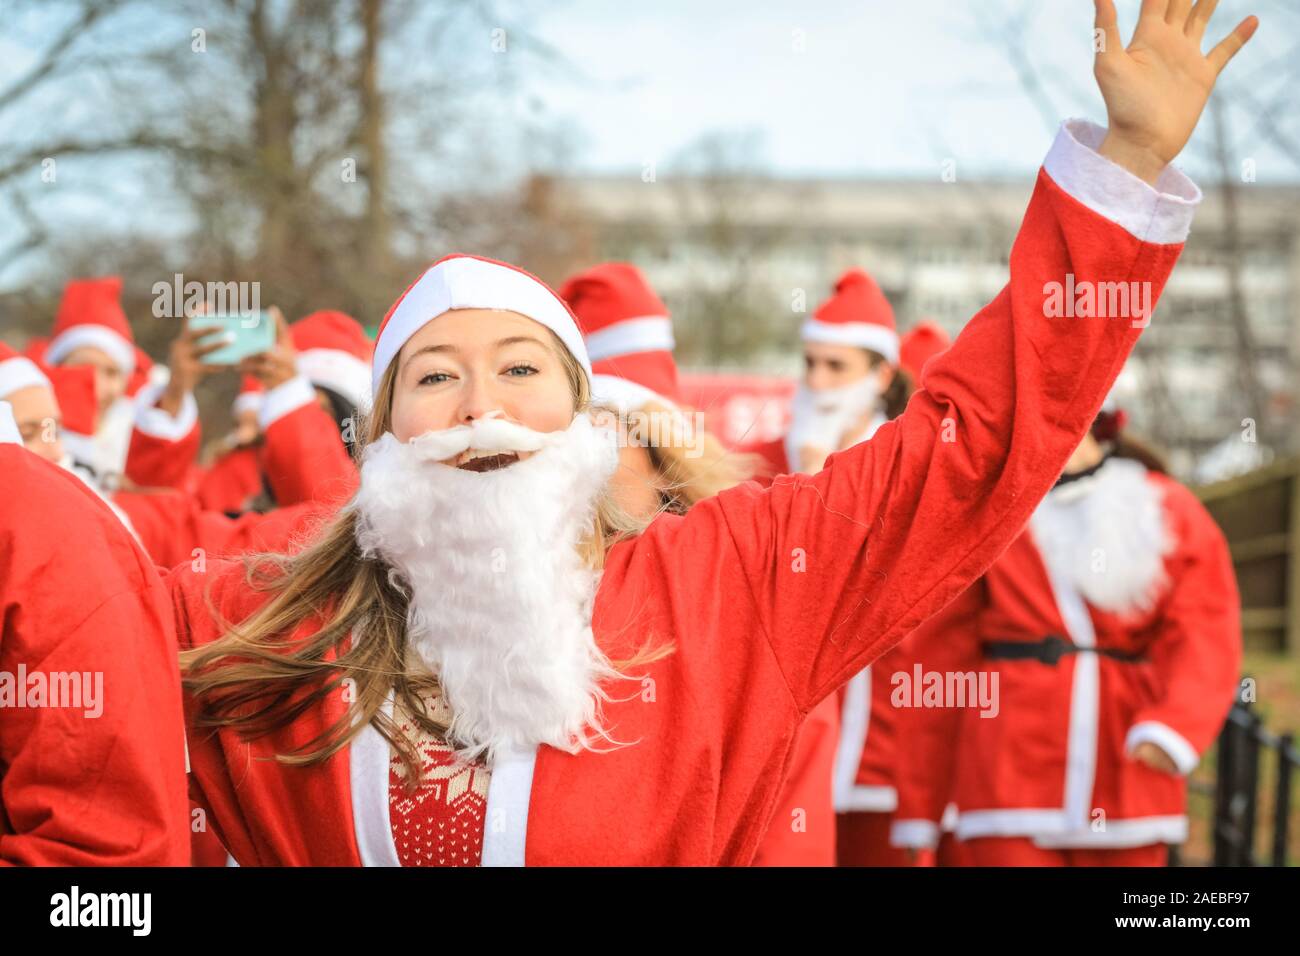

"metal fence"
[1201,700,1297,866]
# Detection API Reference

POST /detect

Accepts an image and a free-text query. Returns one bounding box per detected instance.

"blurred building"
[537,172,1300,479]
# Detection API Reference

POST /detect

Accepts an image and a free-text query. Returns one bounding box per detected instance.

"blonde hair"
[181,329,666,779]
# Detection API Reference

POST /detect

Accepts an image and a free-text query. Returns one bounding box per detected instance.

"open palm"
[1094,0,1258,183]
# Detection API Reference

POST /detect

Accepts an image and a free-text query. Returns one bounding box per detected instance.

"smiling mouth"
[453,450,521,472]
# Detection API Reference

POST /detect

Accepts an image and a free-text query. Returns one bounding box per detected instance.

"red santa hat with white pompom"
[44,277,137,375]
[802,268,899,365]
[290,310,373,410]
[372,254,592,398]
[559,262,677,413]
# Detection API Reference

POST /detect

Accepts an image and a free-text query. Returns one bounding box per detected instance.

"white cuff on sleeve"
[1043,119,1201,245]
[890,818,940,850]
[1126,720,1200,776]
[258,375,317,429]
[133,381,198,442]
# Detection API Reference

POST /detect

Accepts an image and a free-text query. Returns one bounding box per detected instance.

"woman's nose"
[456,373,502,425]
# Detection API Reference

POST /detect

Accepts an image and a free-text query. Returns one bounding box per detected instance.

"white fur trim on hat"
[799,318,900,364]
[296,348,371,410]
[0,356,53,400]
[590,373,667,415]
[374,257,592,398]
[0,401,21,445]
[45,325,136,375]
[584,316,674,363]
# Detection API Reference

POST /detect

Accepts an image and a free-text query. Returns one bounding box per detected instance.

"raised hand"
[158,316,228,417]
[238,307,298,390]
[1093,0,1258,184]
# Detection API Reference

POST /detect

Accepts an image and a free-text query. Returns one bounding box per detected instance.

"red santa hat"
[373,254,591,399]
[0,343,97,436]
[231,374,264,417]
[559,262,678,412]
[899,321,951,380]
[291,310,373,409]
[802,269,898,365]
[44,277,136,375]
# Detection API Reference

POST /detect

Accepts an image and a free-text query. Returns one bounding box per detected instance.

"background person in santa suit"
[831,320,954,867]
[36,275,166,483]
[561,263,835,866]
[17,354,337,569]
[889,396,1242,866]
[0,402,190,865]
[559,262,757,516]
[782,268,912,477]
[127,308,368,510]
[172,2,1252,865]
[766,266,919,866]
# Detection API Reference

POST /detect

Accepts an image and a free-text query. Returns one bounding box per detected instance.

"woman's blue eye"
[505,363,538,377]
[419,371,451,385]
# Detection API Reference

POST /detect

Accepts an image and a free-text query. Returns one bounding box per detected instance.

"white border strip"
[1043,119,1201,246]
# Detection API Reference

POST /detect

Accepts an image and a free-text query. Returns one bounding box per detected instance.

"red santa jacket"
[891,459,1241,851]
[0,447,190,865]
[752,694,839,865]
[126,376,356,508]
[196,446,264,512]
[168,121,1197,865]
[114,490,336,569]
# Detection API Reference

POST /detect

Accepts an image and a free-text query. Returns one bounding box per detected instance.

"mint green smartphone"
[198,312,276,366]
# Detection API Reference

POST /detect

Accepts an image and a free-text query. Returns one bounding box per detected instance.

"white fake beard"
[784,376,881,471]
[1029,457,1174,618]
[353,413,624,763]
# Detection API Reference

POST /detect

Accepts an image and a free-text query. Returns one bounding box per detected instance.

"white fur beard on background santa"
[783,376,882,470]
[1030,457,1175,617]
[353,412,626,763]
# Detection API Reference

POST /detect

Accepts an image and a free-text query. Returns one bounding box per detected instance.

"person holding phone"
[169,2,1254,865]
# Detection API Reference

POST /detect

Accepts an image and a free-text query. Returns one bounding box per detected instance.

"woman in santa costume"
[560,263,833,864]
[36,275,166,482]
[171,3,1254,866]
[889,398,1242,866]
[0,402,190,865]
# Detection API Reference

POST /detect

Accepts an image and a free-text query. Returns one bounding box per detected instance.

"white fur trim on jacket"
[1044,119,1201,245]
[45,325,136,375]
[132,381,198,443]
[890,818,940,850]
[257,375,317,429]
[799,319,899,365]
[1125,720,1201,776]
[350,694,536,867]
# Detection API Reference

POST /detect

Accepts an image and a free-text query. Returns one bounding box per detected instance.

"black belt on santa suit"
[982,634,1146,665]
